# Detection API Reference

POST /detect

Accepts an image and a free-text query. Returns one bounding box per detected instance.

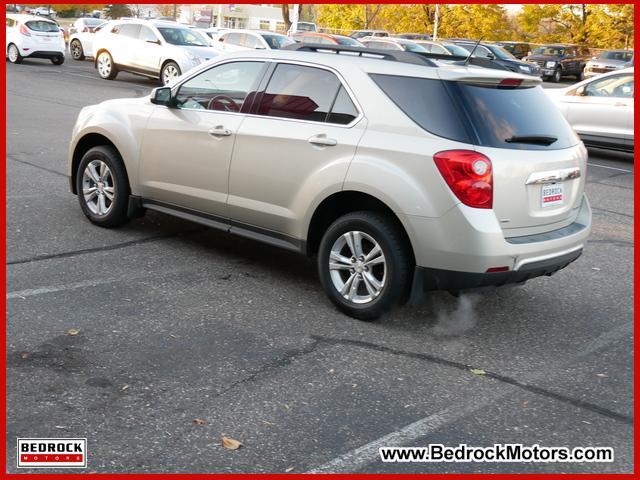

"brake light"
[434,150,493,209]
[498,78,522,88]
[19,24,31,36]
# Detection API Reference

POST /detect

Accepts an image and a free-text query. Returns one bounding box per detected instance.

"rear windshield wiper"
[505,135,558,146]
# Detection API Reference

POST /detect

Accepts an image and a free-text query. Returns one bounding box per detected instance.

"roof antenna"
[463,38,483,65]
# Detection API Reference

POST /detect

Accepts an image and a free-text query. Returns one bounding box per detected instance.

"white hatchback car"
[6,14,65,65]
[547,67,634,152]
[92,19,219,85]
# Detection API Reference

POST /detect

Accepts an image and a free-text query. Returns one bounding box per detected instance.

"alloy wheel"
[97,53,111,77]
[81,160,115,216]
[8,45,19,63]
[329,231,386,304]
[162,64,180,85]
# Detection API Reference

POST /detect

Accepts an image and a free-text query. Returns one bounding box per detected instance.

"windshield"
[487,45,517,60]
[402,41,428,53]
[83,18,103,26]
[443,43,472,56]
[158,27,209,46]
[334,36,363,46]
[532,46,565,56]
[261,33,293,49]
[296,22,316,32]
[599,51,633,62]
[25,20,59,32]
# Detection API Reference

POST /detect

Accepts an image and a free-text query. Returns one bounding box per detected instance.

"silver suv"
[68,45,591,319]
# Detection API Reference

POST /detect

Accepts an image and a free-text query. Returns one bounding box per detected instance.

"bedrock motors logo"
[17,438,87,468]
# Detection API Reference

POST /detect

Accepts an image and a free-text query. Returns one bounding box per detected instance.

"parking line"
[587,162,633,173]
[7,278,116,300]
[307,321,632,473]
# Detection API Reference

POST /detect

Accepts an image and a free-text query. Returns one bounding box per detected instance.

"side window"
[119,24,141,39]
[257,64,341,122]
[432,44,447,55]
[175,61,265,112]
[327,86,359,125]
[584,74,634,98]
[241,34,260,49]
[139,26,158,43]
[225,32,242,45]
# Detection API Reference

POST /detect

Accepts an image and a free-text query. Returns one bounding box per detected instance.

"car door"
[227,62,366,241]
[135,24,162,74]
[108,23,140,67]
[562,47,578,74]
[564,73,634,146]
[138,60,268,217]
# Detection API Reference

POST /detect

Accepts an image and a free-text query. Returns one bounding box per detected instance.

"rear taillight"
[434,150,493,209]
[498,78,522,88]
[19,24,31,36]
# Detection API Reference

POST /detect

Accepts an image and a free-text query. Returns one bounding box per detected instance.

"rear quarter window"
[370,74,472,143]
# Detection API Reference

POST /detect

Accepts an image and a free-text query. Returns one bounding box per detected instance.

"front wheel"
[318,211,413,320]
[76,146,131,228]
[96,51,117,80]
[70,39,84,60]
[161,61,181,86]
[552,68,562,83]
[51,55,64,65]
[7,44,23,64]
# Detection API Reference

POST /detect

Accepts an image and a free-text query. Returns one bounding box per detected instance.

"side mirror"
[487,52,495,60]
[575,86,586,96]
[150,86,173,106]
[254,45,265,50]
[218,37,224,42]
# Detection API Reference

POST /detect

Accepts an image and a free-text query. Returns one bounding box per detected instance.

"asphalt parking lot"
[6,57,634,473]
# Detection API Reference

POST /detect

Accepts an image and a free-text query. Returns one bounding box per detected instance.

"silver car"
[92,19,219,85]
[547,67,634,152]
[68,46,591,319]
[584,50,633,79]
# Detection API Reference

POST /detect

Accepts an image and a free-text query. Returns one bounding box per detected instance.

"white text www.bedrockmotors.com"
[380,444,614,463]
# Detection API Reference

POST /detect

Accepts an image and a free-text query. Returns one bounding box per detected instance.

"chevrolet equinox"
[68,45,591,319]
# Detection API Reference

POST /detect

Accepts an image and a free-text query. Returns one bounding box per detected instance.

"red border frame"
[2,1,637,478]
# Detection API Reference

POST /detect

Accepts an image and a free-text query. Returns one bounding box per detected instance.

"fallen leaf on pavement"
[221,436,242,450]
[193,418,206,426]
[20,352,29,359]
[470,368,486,376]
[67,328,80,336]
[285,466,294,472]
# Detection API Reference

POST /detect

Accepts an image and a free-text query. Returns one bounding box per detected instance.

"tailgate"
[476,143,587,232]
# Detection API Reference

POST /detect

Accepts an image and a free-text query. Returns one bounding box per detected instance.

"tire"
[7,44,23,64]
[318,211,413,320]
[552,68,562,83]
[51,55,64,65]
[160,61,181,86]
[576,67,585,81]
[96,50,118,80]
[70,39,84,60]
[76,146,130,228]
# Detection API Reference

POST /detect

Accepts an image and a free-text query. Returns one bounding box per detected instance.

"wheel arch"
[305,190,415,266]
[70,133,129,195]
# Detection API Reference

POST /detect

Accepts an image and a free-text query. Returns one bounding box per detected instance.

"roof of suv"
[214,48,541,85]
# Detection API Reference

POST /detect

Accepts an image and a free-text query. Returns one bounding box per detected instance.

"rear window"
[25,20,59,32]
[372,74,579,150]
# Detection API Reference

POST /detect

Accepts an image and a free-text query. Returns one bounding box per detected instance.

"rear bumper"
[411,246,582,295]
[24,50,65,59]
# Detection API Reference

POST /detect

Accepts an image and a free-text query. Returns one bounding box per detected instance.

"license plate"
[40,37,52,42]
[541,182,563,208]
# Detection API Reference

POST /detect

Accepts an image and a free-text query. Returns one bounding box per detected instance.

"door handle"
[613,102,627,107]
[308,135,337,147]
[208,126,232,137]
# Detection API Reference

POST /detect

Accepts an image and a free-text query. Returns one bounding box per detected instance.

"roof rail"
[283,43,437,67]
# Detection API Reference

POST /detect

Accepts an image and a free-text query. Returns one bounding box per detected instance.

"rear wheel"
[96,51,118,80]
[576,67,585,81]
[76,146,130,228]
[318,211,412,320]
[7,44,23,64]
[551,68,562,83]
[70,39,84,60]
[51,55,64,65]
